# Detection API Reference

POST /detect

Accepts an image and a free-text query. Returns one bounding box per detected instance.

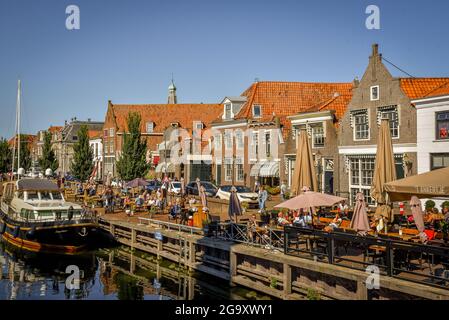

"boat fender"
[68,206,74,221]
[26,227,36,240]
[0,222,6,234]
[13,226,20,238]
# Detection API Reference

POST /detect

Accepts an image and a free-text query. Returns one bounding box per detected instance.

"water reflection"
[0,242,272,300]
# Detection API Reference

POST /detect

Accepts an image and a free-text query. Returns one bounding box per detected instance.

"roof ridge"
[249,80,353,85]
[423,80,449,98]
[399,77,449,81]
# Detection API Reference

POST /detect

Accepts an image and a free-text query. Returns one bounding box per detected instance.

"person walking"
[280,180,288,201]
[258,185,268,213]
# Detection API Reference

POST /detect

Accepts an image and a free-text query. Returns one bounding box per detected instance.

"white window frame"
[235,130,244,150]
[225,131,233,150]
[352,110,370,141]
[252,105,262,118]
[235,158,244,182]
[265,130,271,157]
[348,157,375,205]
[252,131,259,157]
[214,134,222,150]
[224,103,233,119]
[194,121,203,130]
[224,158,232,182]
[370,85,379,101]
[311,123,325,148]
[146,122,154,133]
[109,128,114,137]
[378,106,400,139]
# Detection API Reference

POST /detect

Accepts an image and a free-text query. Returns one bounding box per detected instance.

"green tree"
[116,112,148,180]
[0,138,12,173]
[70,125,94,181]
[13,135,32,172]
[39,131,59,172]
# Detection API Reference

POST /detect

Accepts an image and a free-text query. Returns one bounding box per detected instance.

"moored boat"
[0,178,99,254]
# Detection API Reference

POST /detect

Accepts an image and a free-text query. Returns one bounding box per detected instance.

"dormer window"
[224,103,232,119]
[370,85,379,101]
[194,121,203,130]
[253,105,261,118]
[146,122,154,133]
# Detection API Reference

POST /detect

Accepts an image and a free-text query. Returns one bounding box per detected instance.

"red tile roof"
[88,130,102,139]
[48,126,63,134]
[400,78,449,100]
[421,80,449,99]
[235,81,353,126]
[110,103,223,134]
[8,134,37,147]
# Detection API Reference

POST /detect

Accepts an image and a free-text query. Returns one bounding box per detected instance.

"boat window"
[41,192,52,200]
[27,192,39,200]
[36,210,55,220]
[20,209,34,220]
[52,192,63,200]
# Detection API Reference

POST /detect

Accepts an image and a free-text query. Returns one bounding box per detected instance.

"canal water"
[0,240,273,300]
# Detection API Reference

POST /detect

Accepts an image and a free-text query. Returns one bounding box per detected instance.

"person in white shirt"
[338,200,349,212]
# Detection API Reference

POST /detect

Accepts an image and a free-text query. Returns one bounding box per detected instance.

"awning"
[384,166,449,202]
[155,162,175,173]
[259,161,280,177]
[250,162,263,177]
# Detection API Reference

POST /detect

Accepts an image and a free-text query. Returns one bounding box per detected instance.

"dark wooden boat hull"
[0,211,98,254]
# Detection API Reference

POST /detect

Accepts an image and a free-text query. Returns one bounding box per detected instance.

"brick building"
[337,44,449,205]
[211,81,353,188]
[102,81,222,180]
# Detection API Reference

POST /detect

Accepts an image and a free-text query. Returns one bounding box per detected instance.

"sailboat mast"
[17,79,21,174]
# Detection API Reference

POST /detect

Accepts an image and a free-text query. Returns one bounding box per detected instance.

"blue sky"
[0,0,448,138]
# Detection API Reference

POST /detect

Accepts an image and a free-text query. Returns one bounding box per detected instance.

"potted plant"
[441,221,449,243]
[425,200,436,212]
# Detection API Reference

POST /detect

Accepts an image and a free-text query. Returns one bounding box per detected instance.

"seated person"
[76,183,84,195]
[135,194,144,207]
[444,205,449,222]
[147,196,156,207]
[88,186,96,197]
[293,210,312,228]
[123,195,132,210]
[324,213,342,232]
[277,212,291,226]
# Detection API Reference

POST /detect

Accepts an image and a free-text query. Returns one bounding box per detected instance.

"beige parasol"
[384,166,449,202]
[371,119,397,222]
[291,129,318,195]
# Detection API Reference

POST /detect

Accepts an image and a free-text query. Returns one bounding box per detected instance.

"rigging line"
[382,56,415,78]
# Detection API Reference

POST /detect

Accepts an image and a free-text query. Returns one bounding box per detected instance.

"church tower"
[168,78,177,104]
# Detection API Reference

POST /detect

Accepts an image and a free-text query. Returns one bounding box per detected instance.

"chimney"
[372,43,378,56]
[64,120,67,126]
[353,76,360,87]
